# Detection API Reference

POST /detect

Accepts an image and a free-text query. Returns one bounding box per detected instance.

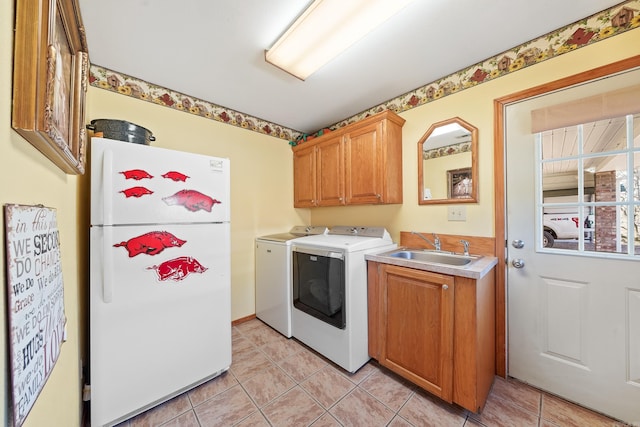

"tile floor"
[114,318,627,427]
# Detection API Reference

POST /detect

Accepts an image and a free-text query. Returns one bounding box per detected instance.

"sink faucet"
[411,231,441,251]
[460,239,470,256]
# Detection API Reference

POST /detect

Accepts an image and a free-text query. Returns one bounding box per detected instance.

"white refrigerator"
[89,137,231,426]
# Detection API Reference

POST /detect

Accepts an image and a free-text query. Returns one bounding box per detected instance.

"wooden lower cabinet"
[367,262,495,413]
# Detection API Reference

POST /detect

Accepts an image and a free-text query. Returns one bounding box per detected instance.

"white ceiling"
[78,0,623,134]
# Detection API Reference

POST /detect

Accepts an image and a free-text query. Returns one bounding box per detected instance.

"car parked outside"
[543,212,594,247]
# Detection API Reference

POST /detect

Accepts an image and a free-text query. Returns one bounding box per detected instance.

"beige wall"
[1,0,638,423]
[310,29,640,243]
[423,152,472,200]
[1,0,82,425]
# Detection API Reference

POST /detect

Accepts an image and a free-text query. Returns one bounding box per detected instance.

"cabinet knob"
[376,194,381,198]
[442,284,449,290]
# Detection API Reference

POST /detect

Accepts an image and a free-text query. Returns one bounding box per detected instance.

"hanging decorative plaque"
[4,204,67,427]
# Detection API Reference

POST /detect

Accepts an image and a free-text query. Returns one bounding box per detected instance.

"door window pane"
[538,114,639,257]
[583,116,627,154]
[541,128,579,160]
[634,153,640,202]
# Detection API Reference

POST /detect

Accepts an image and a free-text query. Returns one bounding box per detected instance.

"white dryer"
[291,226,396,372]
[255,226,327,337]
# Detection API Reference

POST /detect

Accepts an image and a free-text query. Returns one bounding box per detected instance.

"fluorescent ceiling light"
[265,0,414,80]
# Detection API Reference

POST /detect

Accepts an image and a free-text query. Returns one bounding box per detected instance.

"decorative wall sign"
[11,0,89,174]
[4,204,67,427]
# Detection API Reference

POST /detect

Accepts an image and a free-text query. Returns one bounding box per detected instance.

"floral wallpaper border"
[89,1,640,143]
[89,68,301,142]
[424,141,471,160]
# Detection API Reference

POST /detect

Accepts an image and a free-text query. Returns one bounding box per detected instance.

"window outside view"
[539,113,640,256]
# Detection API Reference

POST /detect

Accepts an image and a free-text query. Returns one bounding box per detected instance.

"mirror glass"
[418,117,478,204]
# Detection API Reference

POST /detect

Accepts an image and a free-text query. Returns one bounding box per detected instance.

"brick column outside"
[594,171,617,252]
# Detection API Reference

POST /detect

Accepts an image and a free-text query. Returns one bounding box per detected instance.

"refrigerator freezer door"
[91,137,230,226]
[90,223,231,426]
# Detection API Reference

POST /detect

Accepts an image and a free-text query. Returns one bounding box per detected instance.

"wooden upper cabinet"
[292,110,405,208]
[293,135,344,207]
[344,121,383,204]
[293,144,317,207]
[316,136,345,206]
[344,117,404,205]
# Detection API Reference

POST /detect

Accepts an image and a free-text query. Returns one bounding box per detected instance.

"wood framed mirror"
[418,117,478,205]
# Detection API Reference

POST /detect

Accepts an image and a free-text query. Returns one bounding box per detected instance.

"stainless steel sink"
[386,250,479,266]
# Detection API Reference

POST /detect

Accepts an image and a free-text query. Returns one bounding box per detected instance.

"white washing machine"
[291,226,396,372]
[255,226,327,337]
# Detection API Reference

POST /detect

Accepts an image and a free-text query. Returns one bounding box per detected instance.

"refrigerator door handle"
[103,148,114,226]
[103,226,114,303]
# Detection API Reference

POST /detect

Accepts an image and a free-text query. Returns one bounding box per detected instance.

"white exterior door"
[505,70,640,424]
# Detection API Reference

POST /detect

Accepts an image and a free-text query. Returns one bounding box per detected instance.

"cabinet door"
[293,145,317,207]
[379,264,455,402]
[316,136,345,206]
[344,121,384,204]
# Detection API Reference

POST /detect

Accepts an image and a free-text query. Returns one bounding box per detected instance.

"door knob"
[511,258,525,269]
[511,239,525,249]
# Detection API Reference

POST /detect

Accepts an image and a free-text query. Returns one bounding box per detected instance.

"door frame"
[492,55,640,377]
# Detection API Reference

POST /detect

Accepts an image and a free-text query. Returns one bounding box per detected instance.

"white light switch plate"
[447,206,467,221]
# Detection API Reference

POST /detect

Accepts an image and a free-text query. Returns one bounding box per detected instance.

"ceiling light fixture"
[265,0,414,80]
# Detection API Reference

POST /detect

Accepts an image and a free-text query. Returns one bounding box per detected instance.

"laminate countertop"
[365,247,498,279]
